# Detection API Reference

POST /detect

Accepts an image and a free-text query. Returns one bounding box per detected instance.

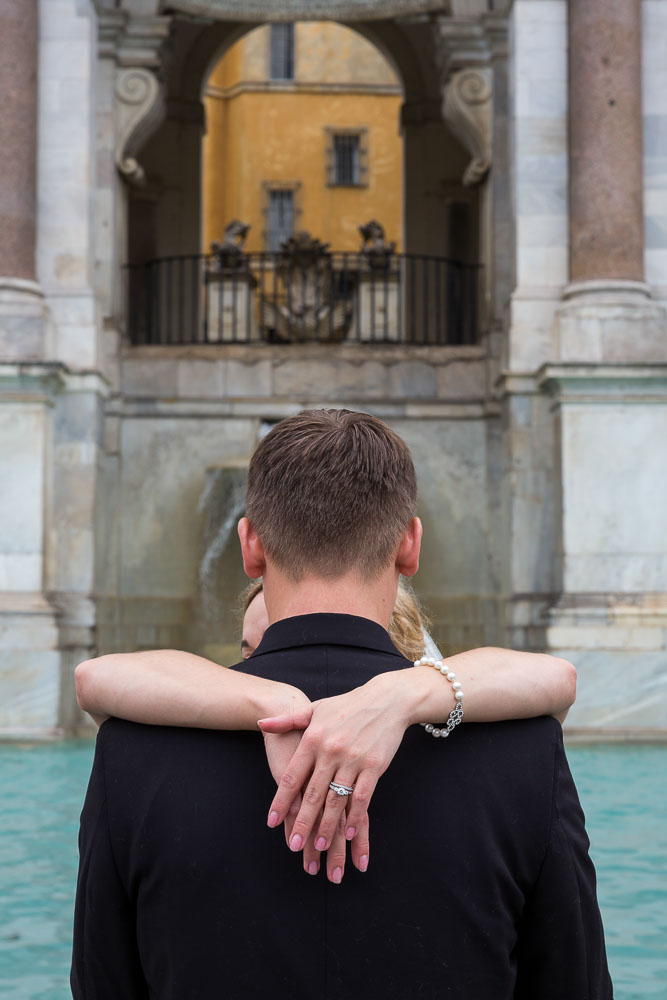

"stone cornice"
[436,11,508,80]
[205,81,402,101]
[98,10,171,68]
[538,364,667,402]
[496,364,667,401]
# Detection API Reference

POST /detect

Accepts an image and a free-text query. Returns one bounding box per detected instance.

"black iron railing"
[126,252,481,347]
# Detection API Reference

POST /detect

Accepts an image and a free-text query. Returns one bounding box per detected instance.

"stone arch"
[125,12,475,267]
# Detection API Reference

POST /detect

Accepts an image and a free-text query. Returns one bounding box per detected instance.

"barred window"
[269,23,294,81]
[325,129,368,187]
[267,188,295,251]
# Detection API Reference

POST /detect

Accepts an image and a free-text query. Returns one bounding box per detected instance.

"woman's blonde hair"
[239,579,429,662]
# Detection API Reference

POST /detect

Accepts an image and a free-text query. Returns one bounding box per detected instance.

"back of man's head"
[246,409,417,581]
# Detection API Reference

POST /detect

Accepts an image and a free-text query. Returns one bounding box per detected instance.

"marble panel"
[123,358,179,396]
[388,361,437,397]
[118,417,256,598]
[563,554,667,595]
[645,248,667,288]
[0,407,46,589]
[515,119,567,158]
[177,360,225,398]
[394,418,489,598]
[515,180,567,217]
[517,246,567,288]
[515,79,567,119]
[561,405,667,567]
[273,359,387,398]
[0,650,62,735]
[516,214,567,248]
[558,650,667,729]
[0,554,43,591]
[224,359,273,397]
[436,360,485,399]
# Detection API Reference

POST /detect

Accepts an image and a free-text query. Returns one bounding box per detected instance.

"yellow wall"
[202,23,403,254]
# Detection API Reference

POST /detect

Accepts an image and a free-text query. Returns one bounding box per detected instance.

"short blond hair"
[239,579,428,662]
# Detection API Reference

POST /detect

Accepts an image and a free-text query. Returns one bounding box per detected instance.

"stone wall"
[97,344,495,664]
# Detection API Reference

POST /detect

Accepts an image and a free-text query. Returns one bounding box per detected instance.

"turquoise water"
[0,742,665,999]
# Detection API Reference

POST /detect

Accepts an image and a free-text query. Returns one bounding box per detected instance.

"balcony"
[126,247,481,348]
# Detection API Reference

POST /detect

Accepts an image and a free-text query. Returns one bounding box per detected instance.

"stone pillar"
[568,0,643,284]
[0,0,45,361]
[0,0,38,281]
[545,0,667,735]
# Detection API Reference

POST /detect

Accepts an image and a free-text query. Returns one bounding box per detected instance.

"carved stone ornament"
[442,68,492,188]
[115,68,165,186]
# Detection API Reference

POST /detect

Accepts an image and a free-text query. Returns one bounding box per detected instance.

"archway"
[126,15,477,269]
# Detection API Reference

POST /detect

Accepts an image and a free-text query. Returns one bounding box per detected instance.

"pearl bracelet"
[413,656,464,738]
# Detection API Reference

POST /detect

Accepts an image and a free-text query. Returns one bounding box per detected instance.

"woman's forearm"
[366,647,576,729]
[75,651,311,730]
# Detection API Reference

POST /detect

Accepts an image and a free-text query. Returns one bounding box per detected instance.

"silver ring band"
[329,781,355,797]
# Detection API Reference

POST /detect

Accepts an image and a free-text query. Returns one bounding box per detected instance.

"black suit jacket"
[71,614,612,999]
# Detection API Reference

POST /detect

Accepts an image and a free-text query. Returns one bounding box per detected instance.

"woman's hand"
[258,647,576,863]
[263,729,359,883]
[260,671,411,868]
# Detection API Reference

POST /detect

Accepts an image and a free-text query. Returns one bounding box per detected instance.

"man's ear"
[396,516,422,578]
[238,517,266,578]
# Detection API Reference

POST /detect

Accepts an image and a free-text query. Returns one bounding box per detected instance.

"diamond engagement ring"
[329,781,355,797]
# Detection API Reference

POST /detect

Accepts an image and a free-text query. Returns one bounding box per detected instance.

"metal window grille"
[269,23,294,81]
[267,188,294,251]
[333,133,360,186]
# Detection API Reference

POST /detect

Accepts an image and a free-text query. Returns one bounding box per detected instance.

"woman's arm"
[77,645,574,731]
[262,648,576,860]
[75,651,311,731]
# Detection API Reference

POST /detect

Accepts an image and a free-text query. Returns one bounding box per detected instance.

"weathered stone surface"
[123,358,179,396]
[388,361,436,397]
[558,649,667,729]
[568,0,644,282]
[0,0,37,280]
[436,359,485,398]
[224,359,272,397]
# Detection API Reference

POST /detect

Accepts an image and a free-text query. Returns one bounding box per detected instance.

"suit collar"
[251,612,407,660]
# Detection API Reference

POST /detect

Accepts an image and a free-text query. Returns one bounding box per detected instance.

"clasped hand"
[259,674,409,883]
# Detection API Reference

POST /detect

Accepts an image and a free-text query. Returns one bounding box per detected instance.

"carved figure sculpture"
[210,220,251,270]
[261,231,351,342]
[359,219,395,259]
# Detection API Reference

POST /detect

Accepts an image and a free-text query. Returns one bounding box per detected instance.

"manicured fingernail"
[315,837,327,851]
[290,834,303,851]
[346,826,356,840]
[332,867,343,884]
[308,861,318,876]
[268,811,279,828]
[359,855,368,872]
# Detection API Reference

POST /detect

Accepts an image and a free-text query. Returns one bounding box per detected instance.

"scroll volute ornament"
[442,68,493,188]
[115,68,165,186]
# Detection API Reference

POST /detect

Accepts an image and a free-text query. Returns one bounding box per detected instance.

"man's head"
[241,409,418,582]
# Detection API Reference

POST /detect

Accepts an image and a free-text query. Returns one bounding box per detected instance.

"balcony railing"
[126,252,481,347]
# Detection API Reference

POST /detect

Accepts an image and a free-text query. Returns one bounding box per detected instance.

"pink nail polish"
[332,867,342,884]
[308,861,318,876]
[267,811,279,828]
[346,826,356,840]
[290,833,303,851]
[315,837,326,851]
[359,855,368,872]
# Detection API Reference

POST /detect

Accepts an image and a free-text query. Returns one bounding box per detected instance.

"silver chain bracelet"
[413,656,465,738]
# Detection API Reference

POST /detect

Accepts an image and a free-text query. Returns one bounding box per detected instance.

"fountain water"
[191,463,248,665]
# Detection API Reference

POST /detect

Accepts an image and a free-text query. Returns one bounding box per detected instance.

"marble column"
[0,0,38,281]
[568,0,643,284]
[545,0,667,734]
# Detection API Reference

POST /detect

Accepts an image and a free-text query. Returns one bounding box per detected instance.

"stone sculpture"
[359,219,396,266]
[210,219,251,270]
[261,230,351,342]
